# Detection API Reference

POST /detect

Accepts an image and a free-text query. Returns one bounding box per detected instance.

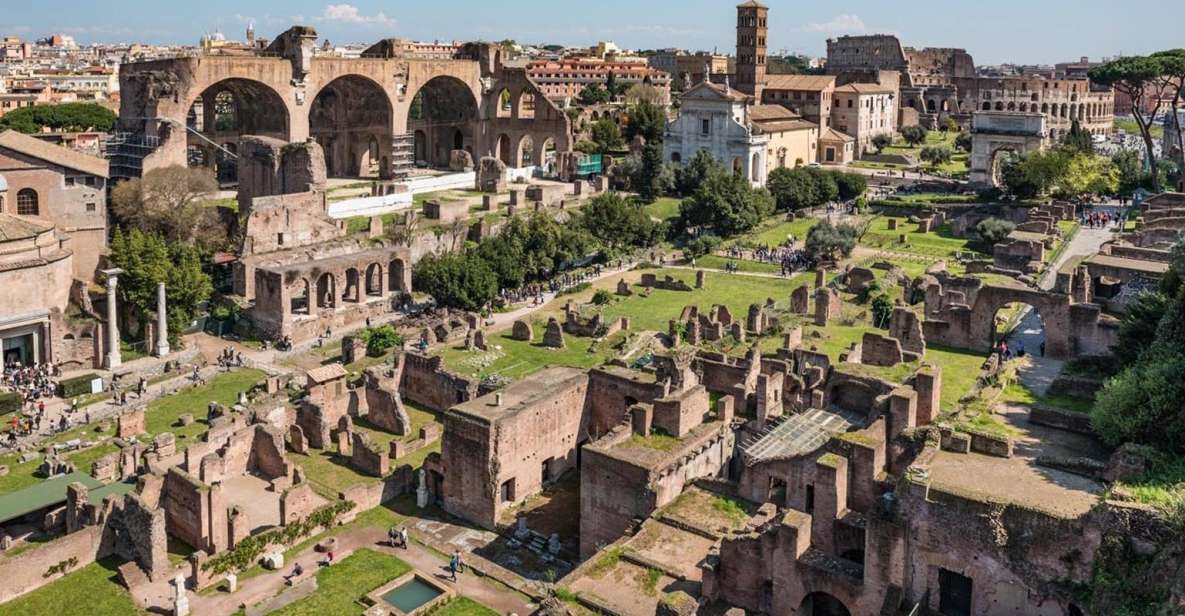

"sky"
[2,1,1183,65]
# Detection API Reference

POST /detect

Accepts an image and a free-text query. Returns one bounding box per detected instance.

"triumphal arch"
[968,111,1048,187]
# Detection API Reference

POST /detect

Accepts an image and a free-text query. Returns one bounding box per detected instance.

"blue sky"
[2,1,1182,65]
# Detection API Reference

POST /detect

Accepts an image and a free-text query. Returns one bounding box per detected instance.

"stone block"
[846,267,876,293]
[118,407,146,439]
[542,318,565,348]
[791,285,810,314]
[512,320,533,342]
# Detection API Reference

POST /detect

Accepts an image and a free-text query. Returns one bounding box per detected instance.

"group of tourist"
[217,347,246,371]
[3,362,62,409]
[1081,210,1115,229]
[718,243,817,277]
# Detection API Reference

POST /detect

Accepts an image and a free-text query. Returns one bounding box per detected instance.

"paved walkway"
[1011,206,1120,395]
[135,524,535,616]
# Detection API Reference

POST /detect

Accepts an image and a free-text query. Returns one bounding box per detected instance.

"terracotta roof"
[764,74,836,91]
[754,119,818,133]
[306,363,348,384]
[0,130,109,178]
[749,104,800,122]
[819,127,855,142]
[0,213,52,242]
[835,82,895,95]
[686,80,751,103]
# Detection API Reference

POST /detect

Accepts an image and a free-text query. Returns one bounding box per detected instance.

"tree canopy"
[678,168,774,237]
[804,221,858,261]
[108,228,213,346]
[589,117,623,154]
[110,165,227,249]
[0,102,116,133]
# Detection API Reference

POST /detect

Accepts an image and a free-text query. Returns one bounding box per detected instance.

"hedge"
[0,392,21,414]
[59,373,101,398]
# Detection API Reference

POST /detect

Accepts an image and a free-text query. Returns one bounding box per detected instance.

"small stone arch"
[343,267,361,304]
[517,91,535,119]
[315,273,336,310]
[751,152,762,183]
[799,591,852,616]
[535,137,557,172]
[365,263,383,296]
[982,102,991,111]
[497,88,513,118]
[732,157,743,175]
[670,151,682,164]
[517,134,535,168]
[995,102,1004,111]
[495,134,513,166]
[388,259,408,294]
[926,99,937,113]
[1006,102,1016,111]
[291,278,311,315]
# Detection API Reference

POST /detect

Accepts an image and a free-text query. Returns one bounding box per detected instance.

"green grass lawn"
[438,269,809,379]
[269,549,411,616]
[0,558,146,616]
[925,345,989,413]
[728,217,819,248]
[433,597,500,616]
[696,255,784,274]
[643,197,681,221]
[1114,117,1164,139]
[0,368,265,497]
[860,216,976,260]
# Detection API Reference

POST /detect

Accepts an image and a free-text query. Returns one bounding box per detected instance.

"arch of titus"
[113,26,572,181]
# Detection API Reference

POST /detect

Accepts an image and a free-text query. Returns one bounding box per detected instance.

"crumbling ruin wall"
[400,352,478,412]
[586,367,666,437]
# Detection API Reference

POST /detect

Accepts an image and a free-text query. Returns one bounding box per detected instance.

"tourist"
[448,550,461,581]
[320,550,334,567]
[1017,341,1026,358]
[284,562,303,584]
[400,527,409,549]
[388,526,398,547]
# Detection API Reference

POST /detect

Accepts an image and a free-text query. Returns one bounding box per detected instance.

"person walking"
[448,551,460,581]
[399,527,409,550]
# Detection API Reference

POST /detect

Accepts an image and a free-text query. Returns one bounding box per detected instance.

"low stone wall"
[1046,374,1103,400]
[1029,406,1094,435]
[968,430,1013,458]
[0,525,104,605]
[337,464,416,511]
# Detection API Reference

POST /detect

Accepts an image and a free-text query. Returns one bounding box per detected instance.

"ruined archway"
[536,137,557,173]
[365,263,383,296]
[310,75,393,178]
[290,279,310,315]
[315,273,336,309]
[186,78,290,185]
[496,134,512,166]
[517,134,535,168]
[799,592,851,616]
[993,302,1044,355]
[406,76,480,168]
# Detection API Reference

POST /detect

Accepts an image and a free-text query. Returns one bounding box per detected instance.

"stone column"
[102,269,124,370]
[155,282,170,357]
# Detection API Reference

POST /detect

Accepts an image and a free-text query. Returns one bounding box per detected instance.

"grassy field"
[0,558,145,616]
[269,549,411,616]
[433,597,501,616]
[438,269,809,379]
[868,131,969,176]
[1114,117,1164,139]
[0,368,264,497]
[696,255,784,274]
[859,216,976,259]
[730,217,819,248]
[643,197,681,221]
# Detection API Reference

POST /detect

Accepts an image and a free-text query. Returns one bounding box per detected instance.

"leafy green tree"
[678,169,773,237]
[674,149,721,196]
[683,234,721,259]
[579,192,662,250]
[971,217,1016,246]
[1001,149,1071,198]
[590,117,624,154]
[579,84,611,106]
[1060,153,1119,197]
[1090,55,1170,191]
[362,325,403,357]
[0,102,116,133]
[871,294,893,328]
[901,125,929,147]
[108,228,213,346]
[767,168,818,211]
[1063,119,1095,153]
[871,133,893,154]
[413,252,499,311]
[940,117,961,132]
[624,100,665,144]
[804,221,858,261]
[1112,150,1151,196]
[1114,292,1171,366]
[633,142,666,202]
[592,290,613,305]
[920,146,953,170]
[806,167,839,203]
[954,132,972,152]
[833,172,867,201]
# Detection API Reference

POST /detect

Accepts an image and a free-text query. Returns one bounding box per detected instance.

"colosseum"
[826,35,1114,139]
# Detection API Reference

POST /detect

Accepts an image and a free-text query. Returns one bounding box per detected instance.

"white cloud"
[319,4,395,26]
[802,14,867,34]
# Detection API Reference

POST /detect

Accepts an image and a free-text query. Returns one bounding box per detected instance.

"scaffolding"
[390,132,415,180]
[105,132,161,183]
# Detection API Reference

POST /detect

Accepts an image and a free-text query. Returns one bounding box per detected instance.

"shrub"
[971,217,1016,246]
[362,325,402,357]
[59,374,100,398]
[804,221,858,261]
[0,392,22,414]
[592,289,613,305]
[684,234,721,259]
[871,294,893,328]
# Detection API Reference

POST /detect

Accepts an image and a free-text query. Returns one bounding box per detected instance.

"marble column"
[154,282,170,357]
[102,269,123,370]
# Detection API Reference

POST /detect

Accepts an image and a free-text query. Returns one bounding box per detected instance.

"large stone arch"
[309,74,393,178]
[184,77,292,184]
[968,112,1047,187]
[405,75,480,168]
[799,592,852,616]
